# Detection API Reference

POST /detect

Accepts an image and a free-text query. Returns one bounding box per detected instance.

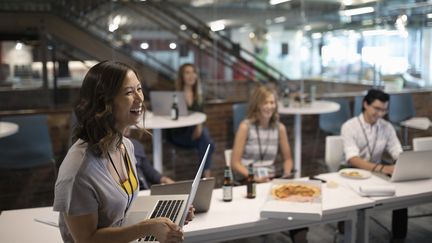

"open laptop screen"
[391,150,432,182]
[179,144,210,227]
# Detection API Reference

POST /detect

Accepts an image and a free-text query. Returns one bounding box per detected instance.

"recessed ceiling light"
[270,0,292,5]
[340,7,374,16]
[140,42,149,50]
[209,20,225,32]
[273,16,286,23]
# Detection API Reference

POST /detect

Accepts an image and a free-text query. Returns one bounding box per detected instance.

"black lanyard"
[255,124,270,163]
[357,117,379,161]
[107,147,135,216]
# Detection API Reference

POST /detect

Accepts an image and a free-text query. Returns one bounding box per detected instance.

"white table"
[0,179,374,243]
[317,173,432,243]
[400,117,431,145]
[183,180,373,243]
[279,100,340,177]
[0,121,19,138]
[136,112,206,173]
[400,117,431,130]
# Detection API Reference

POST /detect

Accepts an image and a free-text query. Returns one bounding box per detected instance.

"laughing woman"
[53,61,192,243]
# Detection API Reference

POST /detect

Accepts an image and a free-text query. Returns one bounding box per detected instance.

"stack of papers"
[358,185,395,197]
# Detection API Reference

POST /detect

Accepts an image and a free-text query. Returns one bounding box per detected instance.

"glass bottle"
[246,164,256,199]
[222,166,233,202]
[171,94,179,120]
[283,88,290,107]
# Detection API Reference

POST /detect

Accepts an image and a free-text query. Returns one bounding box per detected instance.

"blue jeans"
[167,125,214,171]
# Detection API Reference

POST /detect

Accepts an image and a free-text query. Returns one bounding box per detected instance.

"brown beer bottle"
[171,93,179,120]
[222,166,233,202]
[246,164,256,199]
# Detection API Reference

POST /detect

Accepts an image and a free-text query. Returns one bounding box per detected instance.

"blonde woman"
[231,85,293,183]
[231,85,307,243]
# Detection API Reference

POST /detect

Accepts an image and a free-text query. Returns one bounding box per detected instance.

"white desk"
[184,181,373,243]
[0,121,19,138]
[0,179,373,243]
[136,112,206,173]
[317,173,432,243]
[279,101,340,177]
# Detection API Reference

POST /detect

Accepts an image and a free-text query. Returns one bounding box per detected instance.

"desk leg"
[344,211,357,243]
[294,114,302,178]
[152,129,163,173]
[357,209,369,243]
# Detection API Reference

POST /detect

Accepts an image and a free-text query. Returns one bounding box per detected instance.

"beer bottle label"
[222,186,233,201]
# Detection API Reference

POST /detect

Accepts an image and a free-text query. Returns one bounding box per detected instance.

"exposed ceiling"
[100,0,432,38]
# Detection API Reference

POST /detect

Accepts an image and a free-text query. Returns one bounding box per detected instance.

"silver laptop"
[150,91,189,116]
[151,177,215,213]
[388,150,432,182]
[124,144,211,242]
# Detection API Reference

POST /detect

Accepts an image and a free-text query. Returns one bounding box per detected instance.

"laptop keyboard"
[140,199,184,242]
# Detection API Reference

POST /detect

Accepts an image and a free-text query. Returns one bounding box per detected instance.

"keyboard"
[141,200,184,242]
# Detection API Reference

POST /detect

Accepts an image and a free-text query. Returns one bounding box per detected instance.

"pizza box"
[260,179,322,221]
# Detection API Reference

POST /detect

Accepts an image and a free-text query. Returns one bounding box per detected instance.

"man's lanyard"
[357,117,379,161]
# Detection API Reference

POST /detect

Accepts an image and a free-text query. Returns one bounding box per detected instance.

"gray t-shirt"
[53,137,139,243]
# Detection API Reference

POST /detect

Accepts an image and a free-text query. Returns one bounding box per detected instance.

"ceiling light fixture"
[209,20,225,32]
[273,16,286,23]
[191,0,214,7]
[169,42,177,49]
[340,7,374,16]
[140,42,149,50]
[15,42,23,50]
[311,33,322,39]
[270,0,292,5]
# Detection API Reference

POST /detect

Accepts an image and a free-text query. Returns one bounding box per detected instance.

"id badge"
[256,167,269,178]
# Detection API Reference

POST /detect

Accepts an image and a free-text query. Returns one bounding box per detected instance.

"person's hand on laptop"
[144,217,184,243]
[160,176,175,184]
[381,165,394,175]
[183,206,195,225]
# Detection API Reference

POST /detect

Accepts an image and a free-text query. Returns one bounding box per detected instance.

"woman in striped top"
[231,85,294,183]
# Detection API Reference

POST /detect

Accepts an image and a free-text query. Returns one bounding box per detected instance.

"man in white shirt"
[341,89,407,241]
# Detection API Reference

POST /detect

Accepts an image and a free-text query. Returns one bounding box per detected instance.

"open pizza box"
[260,179,322,221]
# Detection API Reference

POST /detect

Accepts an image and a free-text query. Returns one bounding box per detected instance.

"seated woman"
[167,63,214,178]
[53,61,192,243]
[231,85,293,182]
[231,85,307,243]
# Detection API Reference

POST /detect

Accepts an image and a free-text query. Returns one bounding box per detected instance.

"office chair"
[324,135,344,172]
[232,102,247,134]
[319,98,352,135]
[0,114,57,210]
[388,93,416,145]
[353,95,363,117]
